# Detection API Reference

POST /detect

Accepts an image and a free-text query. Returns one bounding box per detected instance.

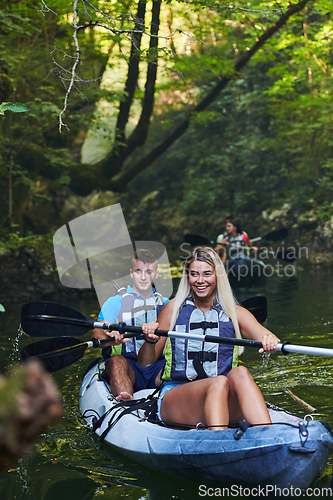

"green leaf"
[0,102,28,114]
[0,304,5,313]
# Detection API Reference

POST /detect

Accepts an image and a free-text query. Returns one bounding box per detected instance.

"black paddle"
[20,298,267,372]
[21,320,333,373]
[21,331,262,373]
[184,228,288,247]
[240,296,267,324]
[21,334,144,373]
[21,337,100,373]
[21,297,267,338]
[20,302,111,338]
[184,229,294,262]
[183,234,212,246]
[263,228,288,242]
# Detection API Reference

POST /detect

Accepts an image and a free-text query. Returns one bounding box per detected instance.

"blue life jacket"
[226,232,249,258]
[117,291,165,360]
[162,299,238,381]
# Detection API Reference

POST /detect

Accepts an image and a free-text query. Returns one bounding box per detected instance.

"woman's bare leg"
[227,366,271,425]
[160,369,270,430]
[160,376,230,430]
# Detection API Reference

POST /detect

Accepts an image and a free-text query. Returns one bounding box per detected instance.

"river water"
[1,263,333,499]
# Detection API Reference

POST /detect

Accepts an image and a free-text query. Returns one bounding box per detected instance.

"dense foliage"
[0,0,332,248]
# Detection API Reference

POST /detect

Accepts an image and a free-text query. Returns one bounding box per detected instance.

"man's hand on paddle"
[92,321,129,346]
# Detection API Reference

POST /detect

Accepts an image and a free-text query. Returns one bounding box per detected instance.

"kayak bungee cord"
[81,381,312,436]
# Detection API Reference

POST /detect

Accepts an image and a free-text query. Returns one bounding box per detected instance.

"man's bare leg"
[106,355,136,401]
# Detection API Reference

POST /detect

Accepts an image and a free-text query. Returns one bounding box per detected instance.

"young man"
[92,249,169,401]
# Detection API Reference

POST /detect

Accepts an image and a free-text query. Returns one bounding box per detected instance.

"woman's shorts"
[157,380,187,424]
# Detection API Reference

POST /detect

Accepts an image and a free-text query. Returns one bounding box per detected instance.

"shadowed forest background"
[0,0,332,266]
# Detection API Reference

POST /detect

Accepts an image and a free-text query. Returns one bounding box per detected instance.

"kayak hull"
[79,361,333,488]
[225,257,266,281]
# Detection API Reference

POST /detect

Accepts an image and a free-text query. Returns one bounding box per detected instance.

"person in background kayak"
[138,246,279,430]
[215,218,258,261]
[92,249,169,402]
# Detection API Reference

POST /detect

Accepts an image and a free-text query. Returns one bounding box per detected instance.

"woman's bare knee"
[228,366,253,384]
[206,375,229,396]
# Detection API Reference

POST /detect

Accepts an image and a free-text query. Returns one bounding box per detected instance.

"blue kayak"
[79,360,333,489]
[225,256,266,281]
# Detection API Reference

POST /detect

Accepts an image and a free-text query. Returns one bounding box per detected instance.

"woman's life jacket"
[162,299,238,381]
[226,232,249,259]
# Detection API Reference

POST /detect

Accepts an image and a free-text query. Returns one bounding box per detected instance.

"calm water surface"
[1,264,333,499]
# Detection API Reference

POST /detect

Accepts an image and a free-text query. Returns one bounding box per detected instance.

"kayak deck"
[79,361,333,488]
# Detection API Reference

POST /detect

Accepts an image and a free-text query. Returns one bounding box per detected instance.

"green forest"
[1,0,332,260]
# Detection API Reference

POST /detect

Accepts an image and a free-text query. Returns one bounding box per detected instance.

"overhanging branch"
[108,0,314,191]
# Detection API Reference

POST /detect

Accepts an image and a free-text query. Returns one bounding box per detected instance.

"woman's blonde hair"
[170,247,242,346]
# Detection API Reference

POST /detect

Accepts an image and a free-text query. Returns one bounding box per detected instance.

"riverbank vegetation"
[0,0,332,256]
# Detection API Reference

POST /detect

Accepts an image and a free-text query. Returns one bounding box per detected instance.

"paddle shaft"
[219,241,259,248]
[22,320,333,374]
[43,337,113,357]
[105,323,333,357]
[40,333,143,358]
[185,227,288,249]
[23,316,333,357]
[21,296,267,338]
[276,343,333,357]
[85,332,144,349]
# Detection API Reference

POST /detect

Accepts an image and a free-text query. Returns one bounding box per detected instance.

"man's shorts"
[126,358,165,392]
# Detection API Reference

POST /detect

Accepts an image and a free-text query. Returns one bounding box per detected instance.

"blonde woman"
[138,247,279,430]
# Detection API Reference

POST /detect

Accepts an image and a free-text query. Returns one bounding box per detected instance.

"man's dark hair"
[134,249,156,264]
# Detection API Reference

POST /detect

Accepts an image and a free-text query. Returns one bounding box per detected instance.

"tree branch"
[107,0,314,191]
[59,0,81,132]
[100,0,147,178]
[126,0,161,154]
[115,0,147,141]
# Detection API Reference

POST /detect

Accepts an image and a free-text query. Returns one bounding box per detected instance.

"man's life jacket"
[111,290,165,360]
[162,299,238,381]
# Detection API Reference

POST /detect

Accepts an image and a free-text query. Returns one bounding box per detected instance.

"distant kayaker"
[92,249,169,402]
[215,218,258,261]
[138,246,279,430]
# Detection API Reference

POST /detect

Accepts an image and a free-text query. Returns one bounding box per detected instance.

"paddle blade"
[184,234,212,246]
[21,337,86,372]
[263,228,288,241]
[21,302,94,337]
[240,296,267,323]
[275,250,296,263]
